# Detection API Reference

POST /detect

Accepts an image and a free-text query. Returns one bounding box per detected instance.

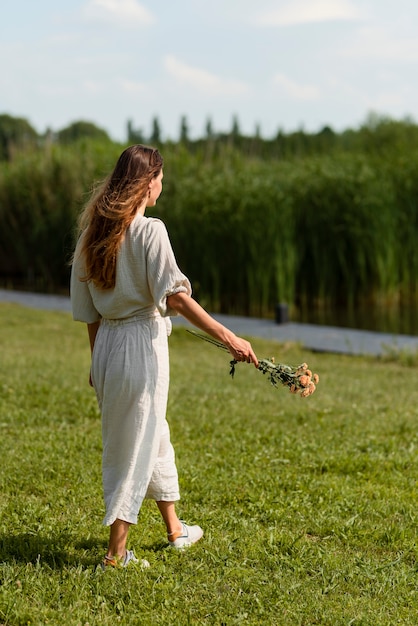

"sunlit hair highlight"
[75,144,163,289]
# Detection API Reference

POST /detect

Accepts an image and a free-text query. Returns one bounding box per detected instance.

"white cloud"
[120,79,148,94]
[37,79,106,98]
[163,55,249,96]
[82,0,155,27]
[82,80,105,95]
[341,26,418,62]
[369,91,407,109]
[273,73,320,100]
[257,0,364,26]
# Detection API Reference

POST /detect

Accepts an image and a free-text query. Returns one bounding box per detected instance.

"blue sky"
[2,0,417,141]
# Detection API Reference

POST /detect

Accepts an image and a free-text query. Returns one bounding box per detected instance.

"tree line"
[2,111,418,162]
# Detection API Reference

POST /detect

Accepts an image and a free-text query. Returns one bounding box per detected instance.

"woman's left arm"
[87,321,101,352]
[87,321,101,387]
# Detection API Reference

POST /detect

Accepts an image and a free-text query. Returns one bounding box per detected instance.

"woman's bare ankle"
[105,549,126,560]
[167,523,183,540]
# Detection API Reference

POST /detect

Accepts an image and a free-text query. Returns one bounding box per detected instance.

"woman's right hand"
[225,334,258,368]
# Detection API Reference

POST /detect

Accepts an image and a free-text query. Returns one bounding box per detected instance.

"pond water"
[294,303,418,336]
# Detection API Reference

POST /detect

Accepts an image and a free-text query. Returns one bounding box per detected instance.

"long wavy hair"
[75,144,163,289]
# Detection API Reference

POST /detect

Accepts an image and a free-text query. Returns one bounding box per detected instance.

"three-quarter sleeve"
[70,248,101,323]
[145,219,191,317]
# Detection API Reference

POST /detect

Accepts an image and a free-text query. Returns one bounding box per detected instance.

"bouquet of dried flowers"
[256,358,319,397]
[187,330,319,398]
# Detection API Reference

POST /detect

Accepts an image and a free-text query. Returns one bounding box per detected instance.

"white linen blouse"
[70,213,191,323]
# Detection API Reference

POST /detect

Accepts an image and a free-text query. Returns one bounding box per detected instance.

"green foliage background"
[1,116,418,319]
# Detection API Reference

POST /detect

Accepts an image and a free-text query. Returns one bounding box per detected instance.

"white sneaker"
[101,549,149,570]
[123,549,139,567]
[168,522,204,549]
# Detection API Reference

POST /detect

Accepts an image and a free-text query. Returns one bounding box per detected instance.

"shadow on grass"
[0,533,170,569]
[0,532,106,569]
[140,540,167,552]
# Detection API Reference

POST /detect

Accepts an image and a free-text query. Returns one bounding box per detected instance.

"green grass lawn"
[1,303,418,625]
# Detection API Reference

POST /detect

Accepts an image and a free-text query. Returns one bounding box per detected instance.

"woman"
[70,144,258,568]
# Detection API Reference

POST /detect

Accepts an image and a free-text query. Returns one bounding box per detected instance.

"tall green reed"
[1,140,418,319]
[157,152,297,316]
[0,141,121,290]
[289,153,400,310]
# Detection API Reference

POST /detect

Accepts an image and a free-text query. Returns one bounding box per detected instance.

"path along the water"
[1,288,418,357]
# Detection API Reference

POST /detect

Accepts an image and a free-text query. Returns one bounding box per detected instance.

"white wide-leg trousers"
[91,315,180,526]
